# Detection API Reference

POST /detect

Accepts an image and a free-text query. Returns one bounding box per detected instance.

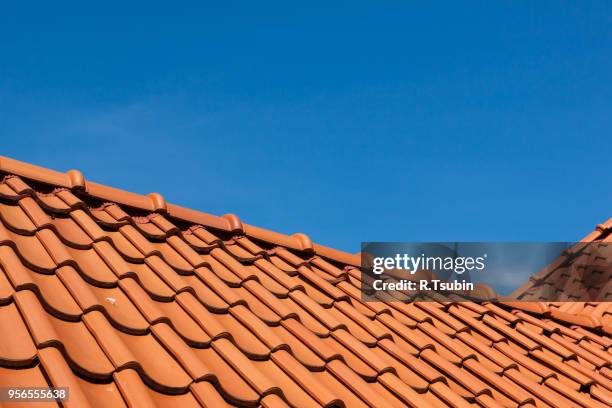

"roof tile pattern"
[513,240,612,332]
[0,169,611,407]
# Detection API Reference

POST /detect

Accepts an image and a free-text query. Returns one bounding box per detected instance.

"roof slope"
[512,241,612,306]
[0,157,610,408]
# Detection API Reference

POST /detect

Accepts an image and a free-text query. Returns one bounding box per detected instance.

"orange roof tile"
[0,156,610,407]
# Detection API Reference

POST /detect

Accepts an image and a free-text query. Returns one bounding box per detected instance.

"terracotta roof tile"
[209,315,269,359]
[0,157,611,407]
[14,290,114,379]
[0,302,37,367]
[0,365,59,407]
[38,347,99,408]
[128,260,175,300]
[68,246,118,286]
[0,201,36,233]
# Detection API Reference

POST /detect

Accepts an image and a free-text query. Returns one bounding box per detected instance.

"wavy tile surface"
[0,165,611,407]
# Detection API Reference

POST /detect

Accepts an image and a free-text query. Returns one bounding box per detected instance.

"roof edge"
[0,156,360,266]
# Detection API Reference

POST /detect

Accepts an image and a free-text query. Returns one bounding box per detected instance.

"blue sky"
[1,2,611,252]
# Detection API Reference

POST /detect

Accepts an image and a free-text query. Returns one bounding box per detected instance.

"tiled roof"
[512,241,612,312]
[0,156,611,408]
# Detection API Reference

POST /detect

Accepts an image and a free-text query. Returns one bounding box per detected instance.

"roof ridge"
[0,156,360,266]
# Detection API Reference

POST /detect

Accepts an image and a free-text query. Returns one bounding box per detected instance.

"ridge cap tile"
[1,151,363,264]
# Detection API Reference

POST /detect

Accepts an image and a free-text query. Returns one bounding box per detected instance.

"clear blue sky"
[1,2,611,252]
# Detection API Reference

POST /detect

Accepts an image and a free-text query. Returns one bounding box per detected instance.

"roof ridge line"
[0,156,360,266]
